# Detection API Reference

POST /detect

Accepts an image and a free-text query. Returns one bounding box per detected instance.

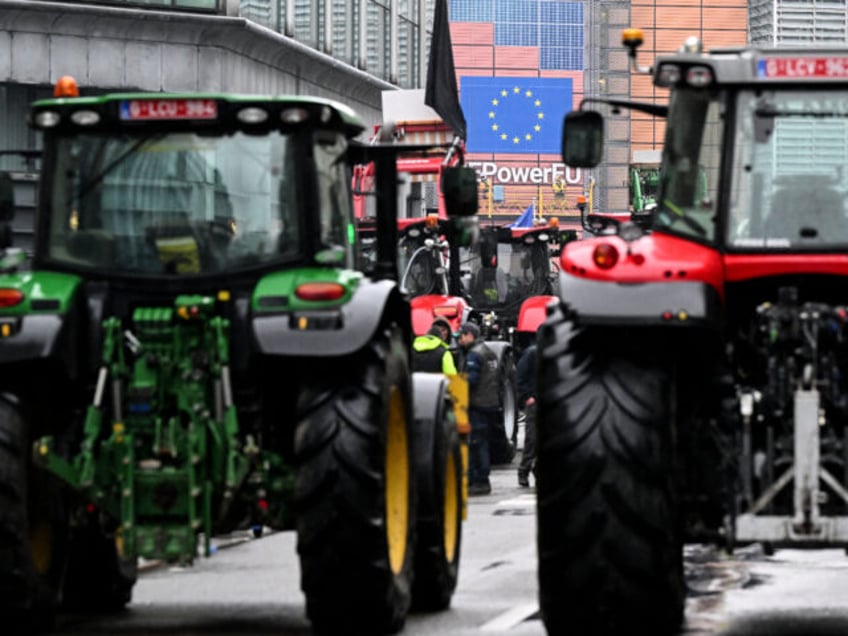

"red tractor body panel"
[560,232,726,299]
[723,253,848,281]
[410,294,468,336]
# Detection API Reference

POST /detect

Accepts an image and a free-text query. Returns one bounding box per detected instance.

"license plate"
[120,99,218,121]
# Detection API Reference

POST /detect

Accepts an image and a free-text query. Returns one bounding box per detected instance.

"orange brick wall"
[629,0,748,157]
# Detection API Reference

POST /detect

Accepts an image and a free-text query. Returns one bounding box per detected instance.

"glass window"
[653,89,724,243]
[727,89,848,250]
[47,131,302,276]
[314,130,355,267]
[461,235,552,309]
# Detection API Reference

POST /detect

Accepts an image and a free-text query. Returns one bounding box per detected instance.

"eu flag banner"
[461,76,573,154]
[509,204,535,228]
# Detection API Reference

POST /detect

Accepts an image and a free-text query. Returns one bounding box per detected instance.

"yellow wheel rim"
[443,450,459,563]
[385,385,410,575]
[29,521,53,575]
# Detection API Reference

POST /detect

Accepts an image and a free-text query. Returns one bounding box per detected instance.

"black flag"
[425,0,467,140]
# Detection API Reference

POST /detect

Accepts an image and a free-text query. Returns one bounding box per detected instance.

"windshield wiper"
[74,134,165,202]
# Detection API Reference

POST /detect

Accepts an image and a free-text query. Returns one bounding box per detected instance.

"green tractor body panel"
[0,270,81,315]
[252,267,362,312]
[0,271,82,365]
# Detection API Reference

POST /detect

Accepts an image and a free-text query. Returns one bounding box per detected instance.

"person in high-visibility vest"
[412,317,457,374]
[552,175,565,198]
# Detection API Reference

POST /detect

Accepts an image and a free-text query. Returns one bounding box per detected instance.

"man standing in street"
[413,317,457,374]
[516,343,537,488]
[458,322,500,495]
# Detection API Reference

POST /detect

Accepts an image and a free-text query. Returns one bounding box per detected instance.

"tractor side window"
[654,89,723,242]
[727,89,848,249]
[314,131,354,267]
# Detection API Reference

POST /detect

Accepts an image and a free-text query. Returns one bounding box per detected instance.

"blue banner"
[460,76,572,154]
[509,204,535,228]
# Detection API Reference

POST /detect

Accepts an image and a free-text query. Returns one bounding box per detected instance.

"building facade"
[0,0,441,248]
[443,0,748,221]
[625,0,748,214]
[750,0,848,46]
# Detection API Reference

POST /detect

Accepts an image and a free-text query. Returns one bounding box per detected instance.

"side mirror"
[561,111,604,168]
[441,166,479,217]
[0,172,14,223]
[479,233,498,268]
[446,216,478,248]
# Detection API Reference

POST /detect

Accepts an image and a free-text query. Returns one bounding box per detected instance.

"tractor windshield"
[727,88,848,250]
[654,88,723,242]
[462,234,552,309]
[44,130,352,275]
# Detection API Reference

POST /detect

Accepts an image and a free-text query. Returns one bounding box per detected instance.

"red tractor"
[462,221,577,347]
[353,121,523,464]
[538,28,848,635]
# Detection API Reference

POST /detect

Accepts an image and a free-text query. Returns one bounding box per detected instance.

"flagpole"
[538,185,544,221]
[488,185,493,219]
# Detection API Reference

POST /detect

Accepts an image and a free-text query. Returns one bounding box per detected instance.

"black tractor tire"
[489,344,517,464]
[0,397,67,632]
[410,373,463,612]
[536,306,684,636]
[295,326,416,635]
[61,520,137,612]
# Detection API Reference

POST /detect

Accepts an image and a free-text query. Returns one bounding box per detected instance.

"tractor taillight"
[0,289,24,308]
[433,305,458,318]
[295,282,346,301]
[592,244,619,270]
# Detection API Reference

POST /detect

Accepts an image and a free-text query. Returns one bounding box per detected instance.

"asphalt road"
[52,461,543,636]
[50,458,848,635]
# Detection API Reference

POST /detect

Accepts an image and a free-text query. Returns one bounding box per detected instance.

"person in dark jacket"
[516,343,537,487]
[413,318,457,374]
[458,321,500,495]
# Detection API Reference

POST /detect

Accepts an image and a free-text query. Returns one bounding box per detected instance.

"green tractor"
[0,82,478,633]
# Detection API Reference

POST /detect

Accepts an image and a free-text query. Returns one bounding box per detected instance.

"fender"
[253,278,411,357]
[516,295,557,333]
[0,314,68,364]
[559,272,723,328]
[0,271,82,368]
[410,294,469,336]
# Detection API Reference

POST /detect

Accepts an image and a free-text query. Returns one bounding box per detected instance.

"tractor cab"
[460,223,571,339]
[33,93,360,285]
